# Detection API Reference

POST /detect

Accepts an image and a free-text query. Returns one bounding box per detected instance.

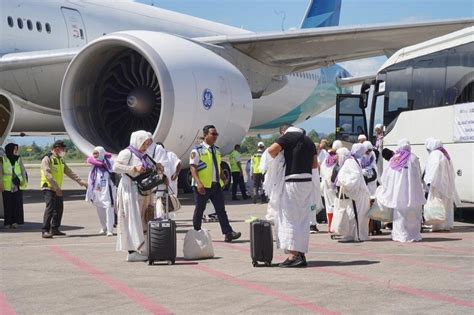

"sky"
[6,0,473,146]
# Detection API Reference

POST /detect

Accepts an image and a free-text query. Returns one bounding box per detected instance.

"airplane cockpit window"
[45,23,51,33]
[27,19,33,30]
[17,18,23,29]
[36,21,42,32]
[7,16,14,27]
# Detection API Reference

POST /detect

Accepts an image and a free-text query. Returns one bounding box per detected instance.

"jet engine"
[61,31,253,159]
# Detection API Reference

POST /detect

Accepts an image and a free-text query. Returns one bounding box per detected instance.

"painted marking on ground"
[191,264,339,315]
[49,245,171,315]
[0,293,16,315]
[215,242,474,309]
[309,242,473,276]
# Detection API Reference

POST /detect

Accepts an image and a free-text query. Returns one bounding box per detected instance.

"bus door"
[335,94,367,144]
[61,7,87,48]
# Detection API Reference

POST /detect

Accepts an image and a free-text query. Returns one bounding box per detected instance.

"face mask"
[59,151,66,158]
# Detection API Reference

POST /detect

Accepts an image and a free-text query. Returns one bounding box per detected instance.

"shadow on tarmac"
[307,260,380,268]
[0,221,84,233]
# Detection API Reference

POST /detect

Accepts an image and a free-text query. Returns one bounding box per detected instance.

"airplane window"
[8,16,14,27]
[27,19,33,30]
[17,18,23,29]
[36,21,42,32]
[45,23,51,33]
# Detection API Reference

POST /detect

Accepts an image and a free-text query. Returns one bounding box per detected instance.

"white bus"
[335,27,473,204]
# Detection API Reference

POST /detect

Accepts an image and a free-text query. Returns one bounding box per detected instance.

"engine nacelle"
[0,93,15,146]
[61,31,252,160]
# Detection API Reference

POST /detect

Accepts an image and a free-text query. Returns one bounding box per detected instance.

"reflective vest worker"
[2,156,27,192]
[40,140,87,239]
[229,144,250,201]
[189,124,241,243]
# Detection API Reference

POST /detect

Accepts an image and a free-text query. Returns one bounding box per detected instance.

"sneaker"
[106,232,113,237]
[126,252,148,262]
[51,229,66,236]
[208,213,219,222]
[310,225,319,234]
[279,254,307,268]
[225,231,241,242]
[42,232,53,239]
[98,229,106,235]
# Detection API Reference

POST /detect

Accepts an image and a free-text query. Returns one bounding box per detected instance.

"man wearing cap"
[228,144,250,201]
[40,140,87,238]
[251,142,267,203]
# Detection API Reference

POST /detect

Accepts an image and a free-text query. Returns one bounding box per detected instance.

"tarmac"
[1,166,473,314]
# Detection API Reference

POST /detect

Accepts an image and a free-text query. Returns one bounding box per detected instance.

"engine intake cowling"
[61,31,252,159]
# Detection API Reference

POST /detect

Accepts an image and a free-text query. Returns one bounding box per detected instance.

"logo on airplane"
[202,89,213,110]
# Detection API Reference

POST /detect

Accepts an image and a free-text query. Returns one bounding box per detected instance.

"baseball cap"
[52,140,67,148]
[257,141,265,147]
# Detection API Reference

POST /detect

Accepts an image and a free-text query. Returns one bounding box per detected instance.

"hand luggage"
[250,219,273,267]
[147,188,176,265]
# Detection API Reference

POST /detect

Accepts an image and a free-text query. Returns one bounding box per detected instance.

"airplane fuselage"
[0,0,344,136]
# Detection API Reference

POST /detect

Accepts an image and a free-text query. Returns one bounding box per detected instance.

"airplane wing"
[196,19,474,72]
[0,48,79,72]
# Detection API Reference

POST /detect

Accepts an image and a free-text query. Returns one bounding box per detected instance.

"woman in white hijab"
[333,147,371,242]
[86,146,116,236]
[113,130,153,262]
[376,139,426,242]
[424,138,458,231]
[320,140,342,232]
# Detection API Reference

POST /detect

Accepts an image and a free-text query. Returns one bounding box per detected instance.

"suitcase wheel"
[252,261,257,267]
[148,260,154,266]
[265,261,272,267]
[168,260,175,265]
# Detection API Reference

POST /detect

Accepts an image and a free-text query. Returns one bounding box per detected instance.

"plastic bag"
[368,199,393,222]
[183,229,215,260]
[424,195,446,225]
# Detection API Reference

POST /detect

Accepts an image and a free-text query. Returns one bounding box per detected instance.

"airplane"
[0,0,472,163]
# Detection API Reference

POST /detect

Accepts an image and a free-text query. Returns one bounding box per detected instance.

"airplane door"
[61,7,87,48]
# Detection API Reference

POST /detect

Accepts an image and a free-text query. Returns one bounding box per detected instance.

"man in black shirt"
[268,125,318,268]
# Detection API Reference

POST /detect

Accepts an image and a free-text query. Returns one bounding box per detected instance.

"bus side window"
[446,42,474,105]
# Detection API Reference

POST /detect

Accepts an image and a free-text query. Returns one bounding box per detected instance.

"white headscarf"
[351,143,366,159]
[362,141,373,151]
[336,147,352,166]
[358,134,367,142]
[130,130,151,150]
[425,138,443,152]
[332,140,343,150]
[397,138,411,152]
[375,124,384,131]
[93,146,106,161]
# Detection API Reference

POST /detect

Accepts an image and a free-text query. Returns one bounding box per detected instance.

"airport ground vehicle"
[335,27,473,203]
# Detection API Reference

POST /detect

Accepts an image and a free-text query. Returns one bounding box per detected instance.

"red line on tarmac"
[308,242,470,275]
[0,293,16,315]
[414,243,473,255]
[49,245,171,315]
[191,264,339,315]
[216,242,474,309]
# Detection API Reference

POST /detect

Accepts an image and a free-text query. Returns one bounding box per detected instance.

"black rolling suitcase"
[148,188,176,265]
[250,220,273,267]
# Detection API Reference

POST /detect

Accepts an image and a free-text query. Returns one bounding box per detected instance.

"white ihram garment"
[277,179,313,253]
[377,141,426,242]
[424,141,459,231]
[114,131,151,252]
[335,158,371,241]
